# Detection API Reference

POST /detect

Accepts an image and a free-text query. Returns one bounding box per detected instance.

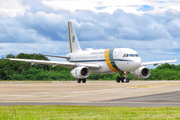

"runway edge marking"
[130,82,180,88]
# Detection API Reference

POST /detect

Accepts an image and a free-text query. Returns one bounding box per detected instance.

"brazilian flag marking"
[105,48,122,72]
[72,35,75,43]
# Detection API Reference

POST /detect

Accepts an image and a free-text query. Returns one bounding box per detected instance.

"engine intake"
[71,66,90,79]
[131,66,150,79]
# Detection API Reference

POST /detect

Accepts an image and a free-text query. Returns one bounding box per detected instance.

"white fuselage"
[67,48,142,73]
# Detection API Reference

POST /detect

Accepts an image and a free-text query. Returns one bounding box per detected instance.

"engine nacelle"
[131,66,150,79]
[71,66,90,79]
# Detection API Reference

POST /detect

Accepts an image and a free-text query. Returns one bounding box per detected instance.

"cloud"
[41,0,180,15]
[167,18,180,38]
[0,0,30,17]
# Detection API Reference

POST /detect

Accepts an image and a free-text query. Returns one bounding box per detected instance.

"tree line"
[0,53,179,81]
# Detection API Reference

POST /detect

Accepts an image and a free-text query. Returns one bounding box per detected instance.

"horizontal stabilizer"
[43,55,70,59]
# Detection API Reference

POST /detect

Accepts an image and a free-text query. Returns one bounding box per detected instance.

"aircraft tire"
[122,78,129,83]
[82,79,86,83]
[126,78,130,83]
[77,79,81,83]
[116,77,121,83]
[121,77,125,83]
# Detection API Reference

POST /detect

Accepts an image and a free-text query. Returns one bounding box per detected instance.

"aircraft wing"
[142,59,177,66]
[5,58,101,69]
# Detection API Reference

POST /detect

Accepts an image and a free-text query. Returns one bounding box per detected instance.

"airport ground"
[0,80,180,107]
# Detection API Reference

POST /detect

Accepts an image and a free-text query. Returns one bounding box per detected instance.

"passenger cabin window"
[123,54,139,57]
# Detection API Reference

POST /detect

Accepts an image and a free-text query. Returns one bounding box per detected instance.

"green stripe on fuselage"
[109,48,122,72]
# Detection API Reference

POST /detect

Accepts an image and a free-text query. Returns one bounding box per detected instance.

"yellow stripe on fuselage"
[105,49,118,72]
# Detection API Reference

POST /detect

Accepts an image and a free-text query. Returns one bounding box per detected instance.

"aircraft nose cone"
[121,58,142,72]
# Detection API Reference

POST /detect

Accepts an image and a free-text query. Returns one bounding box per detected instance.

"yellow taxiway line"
[130,82,180,88]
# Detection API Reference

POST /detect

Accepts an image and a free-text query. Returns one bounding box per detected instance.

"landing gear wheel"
[117,71,130,83]
[121,77,125,83]
[82,79,86,83]
[116,77,121,83]
[121,78,129,83]
[77,79,81,83]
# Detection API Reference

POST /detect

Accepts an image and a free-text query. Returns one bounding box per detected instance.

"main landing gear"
[116,71,129,83]
[77,78,86,83]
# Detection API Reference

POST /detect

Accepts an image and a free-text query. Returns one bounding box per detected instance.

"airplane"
[5,21,177,83]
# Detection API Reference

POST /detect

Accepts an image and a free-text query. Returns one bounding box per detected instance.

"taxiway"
[0,81,180,107]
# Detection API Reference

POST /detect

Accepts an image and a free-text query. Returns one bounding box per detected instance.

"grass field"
[0,105,180,120]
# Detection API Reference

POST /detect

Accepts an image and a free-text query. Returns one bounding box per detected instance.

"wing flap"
[142,59,177,66]
[5,58,100,69]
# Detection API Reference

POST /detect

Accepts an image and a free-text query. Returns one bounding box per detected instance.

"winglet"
[175,58,177,63]
[2,56,4,61]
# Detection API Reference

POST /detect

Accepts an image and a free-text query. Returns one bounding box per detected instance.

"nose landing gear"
[116,71,129,83]
[77,78,86,83]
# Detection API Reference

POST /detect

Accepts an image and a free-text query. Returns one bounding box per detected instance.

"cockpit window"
[123,54,139,57]
[135,54,139,57]
[130,54,135,57]
[123,54,126,57]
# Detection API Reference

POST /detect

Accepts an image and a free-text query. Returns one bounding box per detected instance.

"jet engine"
[71,66,90,79]
[131,66,150,79]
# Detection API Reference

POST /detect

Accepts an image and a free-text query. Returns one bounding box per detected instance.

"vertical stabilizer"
[68,21,82,53]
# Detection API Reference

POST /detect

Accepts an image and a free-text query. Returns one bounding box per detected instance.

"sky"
[0,0,180,67]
